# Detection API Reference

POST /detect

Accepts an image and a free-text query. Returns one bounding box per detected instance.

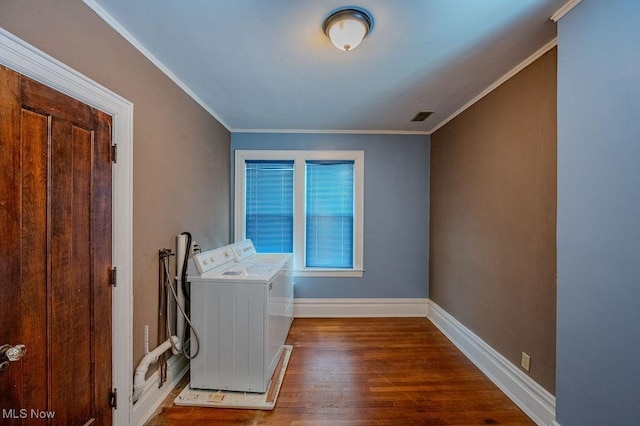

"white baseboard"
[294,298,429,318]
[131,354,189,426]
[550,422,561,426]
[426,300,556,426]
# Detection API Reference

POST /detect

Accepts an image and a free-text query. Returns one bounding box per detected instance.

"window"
[235,150,364,277]
[306,161,354,268]
[245,160,294,253]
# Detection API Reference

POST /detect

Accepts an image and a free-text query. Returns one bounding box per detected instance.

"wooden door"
[0,66,113,425]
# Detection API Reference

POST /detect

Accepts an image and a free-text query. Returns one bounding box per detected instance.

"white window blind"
[305,161,354,268]
[245,160,294,253]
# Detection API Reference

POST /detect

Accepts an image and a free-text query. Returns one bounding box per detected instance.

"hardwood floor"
[146,318,535,425]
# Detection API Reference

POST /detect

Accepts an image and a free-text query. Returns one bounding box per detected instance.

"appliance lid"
[193,263,281,283]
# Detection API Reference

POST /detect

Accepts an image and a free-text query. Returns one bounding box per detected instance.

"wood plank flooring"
[146,318,535,425]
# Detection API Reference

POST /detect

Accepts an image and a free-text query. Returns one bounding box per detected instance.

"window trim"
[235,150,364,277]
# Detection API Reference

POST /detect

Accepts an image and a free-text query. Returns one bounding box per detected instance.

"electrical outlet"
[190,241,200,256]
[521,352,531,372]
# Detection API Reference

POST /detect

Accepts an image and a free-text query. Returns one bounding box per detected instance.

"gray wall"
[430,49,557,393]
[231,133,430,299]
[556,1,640,424]
[0,0,231,372]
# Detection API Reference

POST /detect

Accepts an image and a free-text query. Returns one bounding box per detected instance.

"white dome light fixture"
[323,8,373,52]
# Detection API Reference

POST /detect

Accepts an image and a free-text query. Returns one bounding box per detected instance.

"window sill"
[294,269,364,278]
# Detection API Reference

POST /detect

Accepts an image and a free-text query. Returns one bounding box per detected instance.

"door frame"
[0,27,133,425]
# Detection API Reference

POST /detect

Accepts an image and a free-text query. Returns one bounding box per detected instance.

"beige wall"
[0,0,230,371]
[430,49,557,392]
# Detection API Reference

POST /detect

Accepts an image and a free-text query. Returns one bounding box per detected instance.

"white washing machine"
[187,241,293,393]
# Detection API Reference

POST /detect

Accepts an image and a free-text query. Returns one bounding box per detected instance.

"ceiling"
[86,0,567,134]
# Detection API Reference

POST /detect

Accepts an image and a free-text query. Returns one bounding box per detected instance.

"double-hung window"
[235,150,364,277]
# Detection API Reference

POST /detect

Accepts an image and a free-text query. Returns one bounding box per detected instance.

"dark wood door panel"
[50,119,95,424]
[0,65,112,425]
[20,108,49,414]
[21,76,100,129]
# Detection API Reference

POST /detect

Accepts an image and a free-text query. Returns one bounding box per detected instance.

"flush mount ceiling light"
[323,8,373,52]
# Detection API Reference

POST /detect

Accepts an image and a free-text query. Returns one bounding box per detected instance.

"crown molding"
[231,128,430,136]
[551,0,582,22]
